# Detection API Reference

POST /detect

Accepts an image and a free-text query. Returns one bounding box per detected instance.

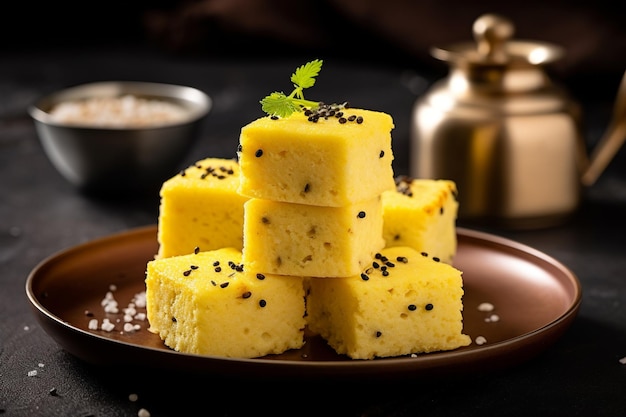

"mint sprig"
[260,59,323,118]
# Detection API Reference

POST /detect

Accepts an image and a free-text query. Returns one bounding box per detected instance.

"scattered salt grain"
[138,408,151,417]
[477,302,495,312]
[475,336,487,345]
[90,287,147,335]
[102,291,119,314]
[24,326,29,331]
[133,291,147,308]
[619,357,626,365]
[27,370,38,377]
[123,323,138,333]
[38,363,45,368]
[128,393,138,402]
[104,303,119,314]
[485,314,500,323]
[101,318,115,332]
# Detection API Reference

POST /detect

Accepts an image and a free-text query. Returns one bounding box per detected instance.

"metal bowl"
[29,81,212,194]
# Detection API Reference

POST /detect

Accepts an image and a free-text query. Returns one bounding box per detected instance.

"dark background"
[2,3,626,416]
[3,0,625,99]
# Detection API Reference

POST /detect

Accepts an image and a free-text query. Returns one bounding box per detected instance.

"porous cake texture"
[145,248,307,358]
[156,158,249,258]
[382,176,459,264]
[242,196,385,277]
[306,246,471,359]
[237,109,395,207]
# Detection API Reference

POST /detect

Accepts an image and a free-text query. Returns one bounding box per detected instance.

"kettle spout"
[581,70,626,186]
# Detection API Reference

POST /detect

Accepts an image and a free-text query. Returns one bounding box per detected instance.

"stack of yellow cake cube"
[146,107,471,360]
[238,109,395,277]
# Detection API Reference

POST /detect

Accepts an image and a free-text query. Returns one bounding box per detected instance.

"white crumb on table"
[138,408,151,417]
[619,356,626,364]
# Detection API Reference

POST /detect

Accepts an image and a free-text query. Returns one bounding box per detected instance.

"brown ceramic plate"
[26,225,581,381]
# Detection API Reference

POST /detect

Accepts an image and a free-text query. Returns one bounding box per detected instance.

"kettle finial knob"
[473,14,514,62]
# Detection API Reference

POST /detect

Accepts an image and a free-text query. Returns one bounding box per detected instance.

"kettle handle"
[581,70,626,186]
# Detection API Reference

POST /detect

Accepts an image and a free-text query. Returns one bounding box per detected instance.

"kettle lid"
[432,14,564,66]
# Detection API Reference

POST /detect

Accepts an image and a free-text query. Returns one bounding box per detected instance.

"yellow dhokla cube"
[242,196,384,277]
[156,158,249,259]
[306,246,471,359]
[382,176,459,264]
[237,109,395,207]
[145,248,306,358]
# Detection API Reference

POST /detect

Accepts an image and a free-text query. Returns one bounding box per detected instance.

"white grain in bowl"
[48,95,188,128]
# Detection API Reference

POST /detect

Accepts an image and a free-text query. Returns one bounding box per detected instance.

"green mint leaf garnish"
[260,59,323,118]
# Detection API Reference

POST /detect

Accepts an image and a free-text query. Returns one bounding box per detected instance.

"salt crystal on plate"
[101,318,115,332]
[478,302,495,312]
[485,314,500,323]
[123,323,137,333]
[133,291,147,308]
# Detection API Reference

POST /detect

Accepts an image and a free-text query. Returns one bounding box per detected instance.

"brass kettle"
[411,13,625,229]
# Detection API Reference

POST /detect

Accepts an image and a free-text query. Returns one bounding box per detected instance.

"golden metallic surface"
[411,14,621,229]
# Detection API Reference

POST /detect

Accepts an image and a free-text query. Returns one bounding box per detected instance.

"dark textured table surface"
[1,45,626,417]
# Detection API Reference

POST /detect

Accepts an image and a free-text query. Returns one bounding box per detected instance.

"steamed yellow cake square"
[145,248,306,358]
[242,196,384,277]
[156,158,249,258]
[382,176,459,264]
[237,108,395,207]
[306,246,471,359]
